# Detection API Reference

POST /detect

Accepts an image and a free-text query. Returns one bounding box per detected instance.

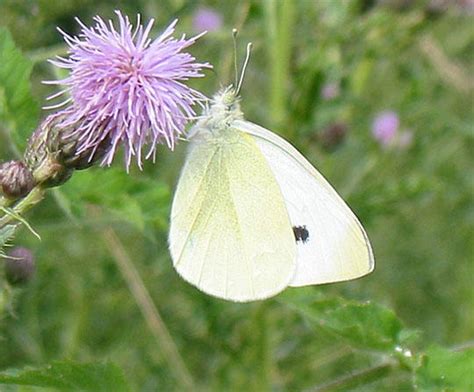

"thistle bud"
[4,247,35,285]
[319,123,348,151]
[24,114,111,188]
[42,114,111,171]
[0,160,36,199]
[24,120,73,188]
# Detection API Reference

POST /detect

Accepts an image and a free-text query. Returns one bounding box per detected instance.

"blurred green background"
[0,0,473,390]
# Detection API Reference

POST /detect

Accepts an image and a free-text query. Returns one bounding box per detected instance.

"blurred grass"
[0,0,473,390]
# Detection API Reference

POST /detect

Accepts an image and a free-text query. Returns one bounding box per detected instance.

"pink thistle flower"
[321,82,340,101]
[192,7,223,32]
[372,110,399,146]
[45,11,211,170]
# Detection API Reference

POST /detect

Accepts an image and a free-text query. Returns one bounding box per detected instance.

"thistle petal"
[46,11,211,170]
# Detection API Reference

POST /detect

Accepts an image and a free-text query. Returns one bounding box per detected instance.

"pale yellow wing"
[169,128,296,302]
[235,120,374,286]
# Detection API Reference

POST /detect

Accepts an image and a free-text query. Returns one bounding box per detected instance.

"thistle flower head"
[321,82,340,101]
[372,110,399,146]
[192,7,223,32]
[46,11,211,170]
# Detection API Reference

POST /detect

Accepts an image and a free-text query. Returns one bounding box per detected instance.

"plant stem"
[0,187,45,230]
[97,215,195,390]
[308,360,396,392]
[0,196,12,209]
[264,0,296,133]
[341,155,378,198]
[419,35,474,94]
[451,340,474,352]
[309,345,353,371]
[254,303,271,391]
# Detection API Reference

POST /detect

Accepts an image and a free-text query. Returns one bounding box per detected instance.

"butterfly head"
[187,39,252,141]
[209,86,243,120]
[187,86,243,140]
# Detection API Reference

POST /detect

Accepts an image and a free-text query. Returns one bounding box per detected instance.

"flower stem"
[419,35,474,94]
[95,212,195,390]
[254,303,271,391]
[264,0,296,134]
[309,360,396,392]
[0,196,12,209]
[0,187,45,230]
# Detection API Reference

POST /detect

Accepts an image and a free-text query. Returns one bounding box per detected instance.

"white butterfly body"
[169,87,374,302]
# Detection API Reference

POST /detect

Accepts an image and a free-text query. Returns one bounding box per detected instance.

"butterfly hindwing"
[235,120,374,286]
[169,127,296,302]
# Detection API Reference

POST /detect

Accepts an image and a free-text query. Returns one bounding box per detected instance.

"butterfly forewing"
[235,120,374,286]
[169,128,296,302]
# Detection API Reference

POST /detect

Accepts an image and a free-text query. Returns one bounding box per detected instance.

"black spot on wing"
[293,225,309,244]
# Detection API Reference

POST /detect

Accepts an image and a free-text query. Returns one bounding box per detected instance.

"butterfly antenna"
[232,29,239,89]
[236,42,253,96]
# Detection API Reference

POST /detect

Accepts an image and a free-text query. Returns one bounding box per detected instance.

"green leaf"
[0,360,131,391]
[416,345,474,391]
[0,224,17,256]
[60,167,170,232]
[0,27,39,150]
[280,289,413,352]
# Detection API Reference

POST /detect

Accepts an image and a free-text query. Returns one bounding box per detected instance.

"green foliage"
[416,346,474,391]
[0,28,39,151]
[0,1,472,391]
[0,224,17,256]
[59,167,171,232]
[0,360,130,391]
[280,290,411,352]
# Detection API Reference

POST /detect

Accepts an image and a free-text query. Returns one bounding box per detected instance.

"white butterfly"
[169,48,374,302]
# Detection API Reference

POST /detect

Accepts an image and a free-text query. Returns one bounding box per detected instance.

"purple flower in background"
[321,82,340,101]
[46,11,211,170]
[372,110,399,146]
[192,7,223,32]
